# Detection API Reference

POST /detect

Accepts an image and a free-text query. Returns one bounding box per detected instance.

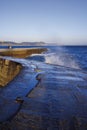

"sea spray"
[44,46,80,69]
[45,53,79,69]
[28,46,80,69]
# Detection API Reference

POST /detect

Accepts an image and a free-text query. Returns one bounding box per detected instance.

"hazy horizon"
[0,0,87,45]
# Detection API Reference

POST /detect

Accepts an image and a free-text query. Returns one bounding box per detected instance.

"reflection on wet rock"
[0,58,22,87]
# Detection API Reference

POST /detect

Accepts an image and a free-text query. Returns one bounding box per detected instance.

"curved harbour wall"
[0,48,47,58]
[0,58,22,87]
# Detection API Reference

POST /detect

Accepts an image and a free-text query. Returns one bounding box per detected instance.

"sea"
[0,45,87,71]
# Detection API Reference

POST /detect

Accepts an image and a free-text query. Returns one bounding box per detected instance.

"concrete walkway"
[0,59,87,130]
[0,58,40,123]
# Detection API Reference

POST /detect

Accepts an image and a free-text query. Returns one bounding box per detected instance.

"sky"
[0,0,87,45]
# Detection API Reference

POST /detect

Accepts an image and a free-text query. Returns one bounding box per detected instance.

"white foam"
[45,47,80,69]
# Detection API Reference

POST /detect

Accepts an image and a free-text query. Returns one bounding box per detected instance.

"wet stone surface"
[0,58,87,129]
[0,58,39,124]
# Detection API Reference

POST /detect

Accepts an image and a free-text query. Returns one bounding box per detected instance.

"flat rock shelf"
[0,57,87,130]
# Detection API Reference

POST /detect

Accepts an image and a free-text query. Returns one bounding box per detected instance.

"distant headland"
[0,41,46,46]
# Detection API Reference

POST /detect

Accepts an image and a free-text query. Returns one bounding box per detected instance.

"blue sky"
[0,0,87,44]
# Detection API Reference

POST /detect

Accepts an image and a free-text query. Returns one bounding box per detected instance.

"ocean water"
[0,45,87,71]
[27,46,87,71]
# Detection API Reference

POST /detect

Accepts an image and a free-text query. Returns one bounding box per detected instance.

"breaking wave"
[45,46,80,69]
[30,46,80,69]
